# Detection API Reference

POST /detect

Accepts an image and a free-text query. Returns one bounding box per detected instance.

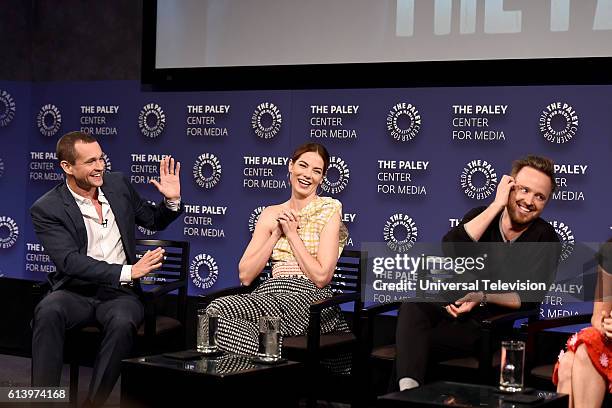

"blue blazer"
[30,172,183,291]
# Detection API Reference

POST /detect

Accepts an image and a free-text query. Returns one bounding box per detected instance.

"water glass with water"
[499,340,525,392]
[257,316,282,361]
[196,307,219,353]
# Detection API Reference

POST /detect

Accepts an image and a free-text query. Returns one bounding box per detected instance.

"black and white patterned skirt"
[207,276,350,362]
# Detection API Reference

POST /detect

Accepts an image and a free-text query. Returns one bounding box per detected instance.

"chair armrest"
[527,313,592,332]
[481,308,538,328]
[525,314,592,370]
[141,280,186,301]
[306,293,359,350]
[355,302,403,372]
[361,301,402,318]
[309,292,360,314]
[32,280,51,303]
[305,292,360,360]
[140,279,188,338]
[198,285,253,307]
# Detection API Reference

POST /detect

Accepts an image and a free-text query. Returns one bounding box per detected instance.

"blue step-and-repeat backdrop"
[1,80,609,318]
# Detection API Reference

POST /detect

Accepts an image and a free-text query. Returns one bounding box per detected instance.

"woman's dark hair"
[291,143,330,174]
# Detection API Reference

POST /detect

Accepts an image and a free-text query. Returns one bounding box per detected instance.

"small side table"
[121,352,303,407]
[378,381,568,407]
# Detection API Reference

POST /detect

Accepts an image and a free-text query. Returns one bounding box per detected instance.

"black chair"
[199,249,364,406]
[65,239,189,405]
[358,256,538,405]
[360,303,536,388]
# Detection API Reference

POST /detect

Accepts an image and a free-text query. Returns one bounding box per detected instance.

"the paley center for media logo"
[248,206,266,234]
[193,153,222,189]
[37,104,62,137]
[321,156,350,195]
[0,90,16,127]
[539,102,578,144]
[549,220,575,262]
[251,102,282,139]
[139,103,166,138]
[0,216,19,249]
[460,159,498,200]
[190,253,219,290]
[383,213,418,252]
[137,225,157,236]
[386,102,421,142]
[101,152,112,172]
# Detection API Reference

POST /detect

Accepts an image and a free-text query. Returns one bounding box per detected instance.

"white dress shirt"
[66,184,133,283]
[67,183,181,284]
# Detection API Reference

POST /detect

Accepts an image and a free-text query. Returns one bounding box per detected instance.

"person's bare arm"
[238,206,283,286]
[447,292,521,317]
[464,175,514,241]
[592,265,612,336]
[279,209,341,288]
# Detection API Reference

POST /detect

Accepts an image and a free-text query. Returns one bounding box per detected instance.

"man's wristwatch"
[479,292,487,307]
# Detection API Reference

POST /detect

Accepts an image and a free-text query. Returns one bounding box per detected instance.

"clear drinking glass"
[257,316,282,361]
[196,308,219,353]
[499,340,525,392]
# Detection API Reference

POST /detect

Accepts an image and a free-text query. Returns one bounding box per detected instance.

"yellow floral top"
[271,196,348,264]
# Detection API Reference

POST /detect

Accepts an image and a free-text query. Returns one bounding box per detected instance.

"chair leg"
[30,356,34,386]
[69,359,79,407]
[305,358,316,408]
[306,395,316,408]
[351,350,367,408]
[478,329,493,385]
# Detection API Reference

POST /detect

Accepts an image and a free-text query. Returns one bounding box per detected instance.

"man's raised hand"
[150,156,181,201]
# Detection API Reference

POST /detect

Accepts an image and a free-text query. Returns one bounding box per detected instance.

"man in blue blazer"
[30,131,183,407]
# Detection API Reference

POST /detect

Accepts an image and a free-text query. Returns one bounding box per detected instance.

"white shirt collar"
[66,182,107,205]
